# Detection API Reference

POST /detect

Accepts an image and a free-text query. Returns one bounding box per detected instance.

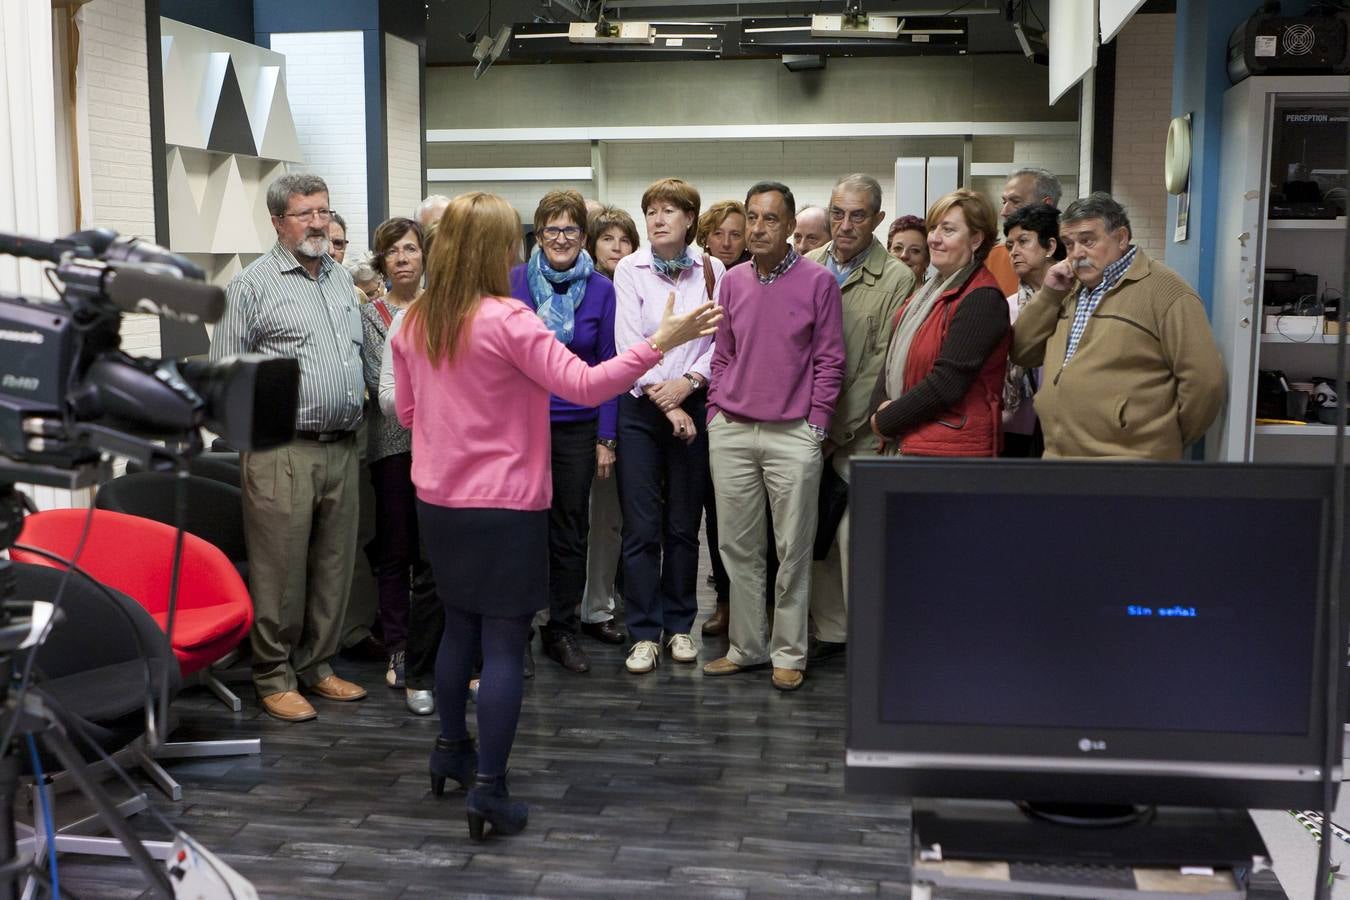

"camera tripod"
[0,465,174,900]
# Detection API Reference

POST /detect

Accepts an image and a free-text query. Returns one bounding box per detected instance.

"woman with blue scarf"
[509,189,618,677]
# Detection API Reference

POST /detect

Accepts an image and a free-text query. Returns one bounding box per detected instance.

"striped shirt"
[209,242,365,432]
[1064,245,1138,366]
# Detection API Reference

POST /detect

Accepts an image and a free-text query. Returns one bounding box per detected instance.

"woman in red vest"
[867,189,1011,457]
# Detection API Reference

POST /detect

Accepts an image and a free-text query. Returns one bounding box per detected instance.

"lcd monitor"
[845,460,1342,812]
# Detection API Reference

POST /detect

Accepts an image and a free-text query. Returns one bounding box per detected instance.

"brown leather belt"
[294,429,356,443]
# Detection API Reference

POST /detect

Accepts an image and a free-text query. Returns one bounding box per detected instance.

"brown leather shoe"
[701,603,729,636]
[702,656,768,677]
[772,667,804,692]
[309,674,367,701]
[260,690,317,722]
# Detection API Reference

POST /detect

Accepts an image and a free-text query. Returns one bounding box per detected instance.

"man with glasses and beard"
[210,173,369,722]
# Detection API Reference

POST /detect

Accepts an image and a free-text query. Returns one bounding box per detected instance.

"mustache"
[1072,259,1094,270]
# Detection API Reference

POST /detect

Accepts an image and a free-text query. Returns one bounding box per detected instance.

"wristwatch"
[597,439,618,451]
[684,373,704,391]
[809,425,828,443]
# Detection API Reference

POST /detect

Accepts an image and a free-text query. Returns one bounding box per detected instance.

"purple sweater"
[510,265,618,440]
[707,257,846,430]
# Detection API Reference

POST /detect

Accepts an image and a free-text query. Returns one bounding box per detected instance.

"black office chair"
[15,561,182,865]
[125,451,241,489]
[95,472,247,581]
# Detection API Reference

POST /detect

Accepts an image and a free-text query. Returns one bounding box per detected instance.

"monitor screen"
[880,491,1319,737]
[846,460,1342,810]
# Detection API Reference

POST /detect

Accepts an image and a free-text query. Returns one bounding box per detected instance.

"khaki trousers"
[809,448,855,643]
[340,442,379,648]
[242,436,360,696]
[581,473,621,624]
[708,416,822,670]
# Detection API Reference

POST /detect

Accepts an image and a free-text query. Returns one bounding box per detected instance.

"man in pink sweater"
[702,181,846,692]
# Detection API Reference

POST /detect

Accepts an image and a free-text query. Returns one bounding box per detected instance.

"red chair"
[12,507,261,799]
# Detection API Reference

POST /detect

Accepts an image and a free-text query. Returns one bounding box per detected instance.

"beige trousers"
[581,473,621,624]
[242,436,359,696]
[340,445,379,648]
[708,416,822,671]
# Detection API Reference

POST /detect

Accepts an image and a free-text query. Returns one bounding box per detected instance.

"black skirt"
[415,502,548,617]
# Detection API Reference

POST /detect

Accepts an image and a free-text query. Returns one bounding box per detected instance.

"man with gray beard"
[210,173,369,722]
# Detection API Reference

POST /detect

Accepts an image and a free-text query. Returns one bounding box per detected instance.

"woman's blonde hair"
[925,189,998,264]
[695,200,746,250]
[405,191,520,366]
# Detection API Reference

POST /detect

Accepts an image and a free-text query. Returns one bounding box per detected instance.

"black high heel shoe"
[429,736,477,797]
[465,773,528,841]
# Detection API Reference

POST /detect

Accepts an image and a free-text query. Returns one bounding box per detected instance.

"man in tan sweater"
[1010,192,1225,460]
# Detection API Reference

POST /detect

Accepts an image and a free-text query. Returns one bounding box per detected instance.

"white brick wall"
[78,0,160,358]
[385,34,421,228]
[270,32,368,251]
[1110,13,1176,260]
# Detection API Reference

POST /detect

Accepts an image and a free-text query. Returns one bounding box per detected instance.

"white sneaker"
[626,640,660,674]
[666,633,697,663]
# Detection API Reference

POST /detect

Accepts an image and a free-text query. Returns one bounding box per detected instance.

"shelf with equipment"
[1206,75,1350,464]
[1266,217,1346,230]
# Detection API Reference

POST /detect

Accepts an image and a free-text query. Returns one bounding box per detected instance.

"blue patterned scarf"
[527,247,594,344]
[651,248,694,281]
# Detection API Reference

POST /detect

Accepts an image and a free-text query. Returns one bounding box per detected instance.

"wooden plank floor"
[44,560,1291,899]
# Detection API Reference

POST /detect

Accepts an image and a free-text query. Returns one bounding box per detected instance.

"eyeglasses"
[382,243,422,259]
[829,207,873,225]
[540,226,583,243]
[330,239,349,249]
[280,208,335,224]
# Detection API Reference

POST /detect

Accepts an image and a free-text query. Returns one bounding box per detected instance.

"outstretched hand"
[649,292,722,353]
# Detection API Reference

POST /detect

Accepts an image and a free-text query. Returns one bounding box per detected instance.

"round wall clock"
[1164,115,1192,196]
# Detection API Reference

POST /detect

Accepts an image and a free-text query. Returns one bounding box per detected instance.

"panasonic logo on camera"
[0,329,44,345]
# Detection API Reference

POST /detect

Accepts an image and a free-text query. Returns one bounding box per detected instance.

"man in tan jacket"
[805,174,914,660]
[1011,192,1225,459]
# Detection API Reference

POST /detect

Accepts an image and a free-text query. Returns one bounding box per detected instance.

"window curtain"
[0,0,61,298]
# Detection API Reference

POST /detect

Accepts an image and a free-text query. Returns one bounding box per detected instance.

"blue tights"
[435,606,532,778]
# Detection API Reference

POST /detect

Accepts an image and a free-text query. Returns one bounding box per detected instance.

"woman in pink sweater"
[391,192,718,842]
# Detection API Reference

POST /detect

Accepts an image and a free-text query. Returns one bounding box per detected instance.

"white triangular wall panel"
[161,35,207,149]
[258,72,304,163]
[193,154,233,253]
[233,156,283,247]
[231,54,263,134]
[165,147,211,253]
[208,156,258,254]
[246,65,279,152]
[176,146,211,213]
[159,19,307,265]
[197,52,231,151]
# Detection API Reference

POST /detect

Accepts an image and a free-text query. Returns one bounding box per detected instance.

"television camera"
[0,227,298,899]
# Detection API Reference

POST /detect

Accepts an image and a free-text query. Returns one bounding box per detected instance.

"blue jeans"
[615,391,708,643]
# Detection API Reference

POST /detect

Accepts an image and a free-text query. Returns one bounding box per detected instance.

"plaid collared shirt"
[1064,245,1138,365]
[755,247,800,285]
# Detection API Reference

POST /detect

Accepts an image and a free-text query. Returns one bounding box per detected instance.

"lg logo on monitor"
[1078,738,1107,753]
